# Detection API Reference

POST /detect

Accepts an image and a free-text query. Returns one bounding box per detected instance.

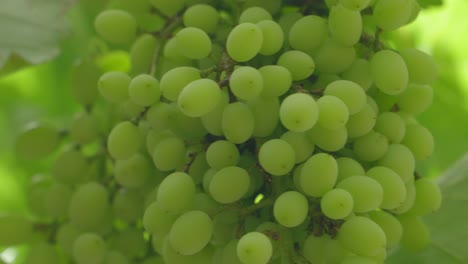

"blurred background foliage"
[0,0,466,262]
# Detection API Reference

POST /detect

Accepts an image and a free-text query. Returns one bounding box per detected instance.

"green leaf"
[387,153,468,264]
[0,0,70,73]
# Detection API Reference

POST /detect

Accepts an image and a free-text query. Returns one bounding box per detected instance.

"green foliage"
[388,153,468,263]
[0,0,69,75]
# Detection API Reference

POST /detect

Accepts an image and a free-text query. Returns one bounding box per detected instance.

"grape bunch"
[4,0,442,263]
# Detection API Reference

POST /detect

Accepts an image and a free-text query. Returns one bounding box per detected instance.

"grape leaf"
[0,0,70,74]
[387,153,468,264]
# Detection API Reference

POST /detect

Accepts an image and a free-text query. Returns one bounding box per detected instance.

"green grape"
[370,50,408,95]
[346,103,377,138]
[211,212,238,246]
[374,112,406,143]
[209,166,250,204]
[190,192,219,213]
[239,6,272,23]
[313,38,356,74]
[178,78,221,117]
[56,223,81,254]
[258,139,296,176]
[377,144,415,182]
[247,96,280,137]
[372,0,412,31]
[401,124,434,160]
[175,27,212,59]
[353,130,389,161]
[108,121,142,160]
[277,50,315,81]
[51,149,89,184]
[400,48,438,85]
[0,215,32,246]
[320,188,354,219]
[338,216,386,257]
[229,66,263,100]
[278,11,302,42]
[44,183,72,218]
[273,191,308,227]
[206,140,240,169]
[130,34,158,74]
[162,37,188,61]
[201,89,229,136]
[243,0,282,14]
[104,251,130,264]
[257,20,284,55]
[146,129,174,155]
[94,10,136,44]
[237,232,272,264]
[142,256,164,264]
[337,176,383,213]
[397,84,433,115]
[391,180,416,214]
[279,93,319,132]
[341,255,378,264]
[73,233,107,264]
[300,153,338,197]
[115,153,151,188]
[188,152,210,184]
[98,71,131,103]
[407,178,442,216]
[368,210,402,248]
[15,122,60,160]
[25,242,59,264]
[169,210,213,255]
[288,15,327,54]
[307,124,348,152]
[143,201,177,235]
[336,157,365,181]
[150,0,184,16]
[128,74,160,106]
[324,80,366,115]
[222,239,243,264]
[302,234,331,264]
[160,66,200,101]
[222,102,255,144]
[152,136,186,171]
[341,58,373,91]
[258,65,292,97]
[183,4,219,33]
[162,237,214,263]
[254,222,282,259]
[69,182,110,231]
[112,188,144,222]
[317,95,349,130]
[367,95,379,113]
[70,112,99,145]
[280,131,314,163]
[398,214,430,251]
[168,105,208,140]
[339,0,370,10]
[111,228,147,259]
[328,4,362,46]
[226,23,263,62]
[71,59,101,105]
[157,172,196,213]
[367,166,407,209]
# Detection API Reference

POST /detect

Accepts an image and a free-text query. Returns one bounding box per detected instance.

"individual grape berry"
[73,233,107,264]
[183,4,219,33]
[239,6,272,23]
[274,191,309,227]
[279,93,319,132]
[338,216,386,257]
[277,50,315,81]
[128,74,161,106]
[15,122,61,160]
[237,232,273,264]
[169,210,213,255]
[94,10,137,44]
[175,27,212,59]
[226,23,263,62]
[320,189,354,219]
[258,139,296,176]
